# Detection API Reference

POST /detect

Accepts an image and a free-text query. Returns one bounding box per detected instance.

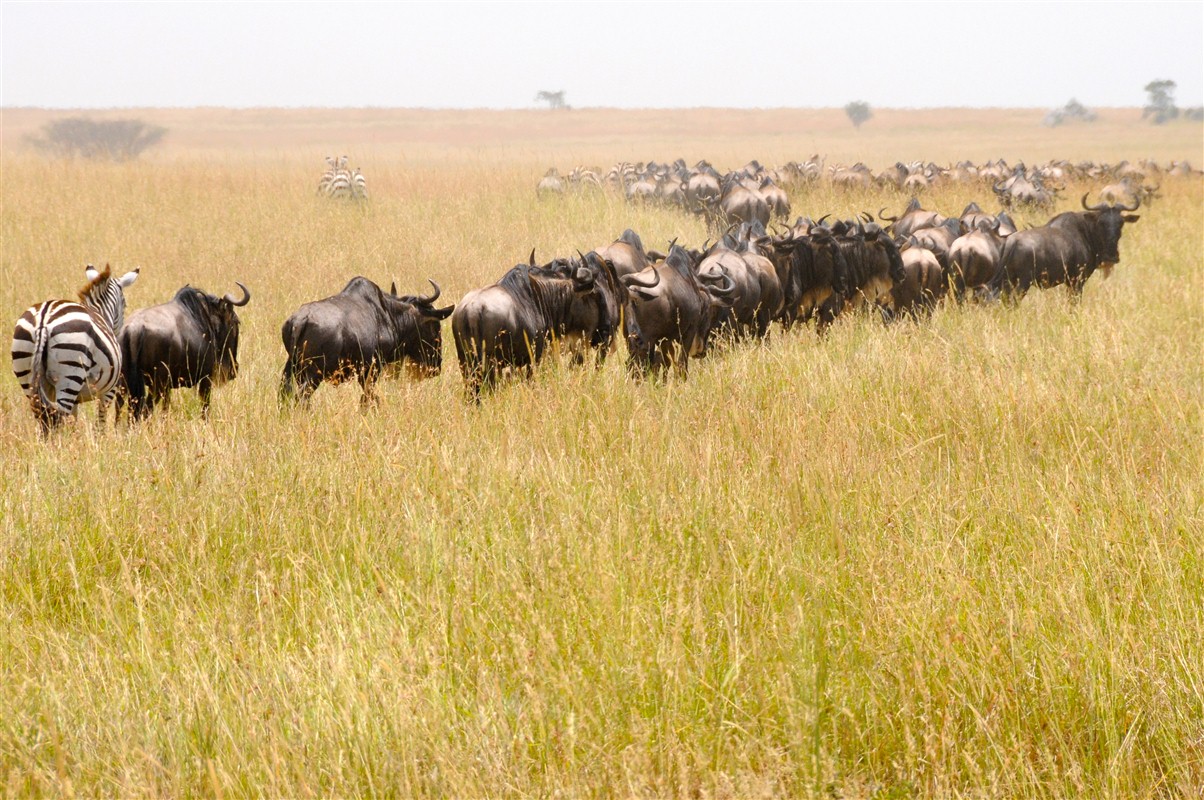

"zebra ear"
[118,268,140,288]
[85,265,99,282]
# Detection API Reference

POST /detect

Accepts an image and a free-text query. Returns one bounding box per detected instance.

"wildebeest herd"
[11,152,1186,433]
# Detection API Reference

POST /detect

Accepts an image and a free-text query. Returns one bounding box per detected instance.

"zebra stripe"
[10,265,138,432]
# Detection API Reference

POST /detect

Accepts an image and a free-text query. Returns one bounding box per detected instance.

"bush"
[26,117,167,161]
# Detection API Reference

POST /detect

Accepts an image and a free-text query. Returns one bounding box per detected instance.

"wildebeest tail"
[120,327,145,407]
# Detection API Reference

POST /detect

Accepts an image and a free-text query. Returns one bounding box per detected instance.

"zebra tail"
[29,319,55,414]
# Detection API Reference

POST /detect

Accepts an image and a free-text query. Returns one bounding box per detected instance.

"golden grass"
[1,108,1202,797]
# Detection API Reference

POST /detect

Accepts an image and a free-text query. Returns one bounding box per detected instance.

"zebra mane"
[78,263,134,333]
[78,263,112,302]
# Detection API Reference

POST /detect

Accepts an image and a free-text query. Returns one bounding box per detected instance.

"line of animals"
[317,155,368,200]
[538,157,1186,224]
[11,186,1147,432]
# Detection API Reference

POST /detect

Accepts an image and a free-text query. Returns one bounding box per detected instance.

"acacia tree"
[845,101,872,130]
[535,90,568,110]
[1143,80,1178,124]
[26,117,167,161]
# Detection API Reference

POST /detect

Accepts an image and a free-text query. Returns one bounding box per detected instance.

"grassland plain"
[0,108,1201,797]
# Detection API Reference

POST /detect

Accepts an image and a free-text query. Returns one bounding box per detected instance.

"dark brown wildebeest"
[622,244,734,378]
[120,282,250,419]
[768,225,849,332]
[451,255,600,398]
[280,277,453,406]
[988,195,1140,302]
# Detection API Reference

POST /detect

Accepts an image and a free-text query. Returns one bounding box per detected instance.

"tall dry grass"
[1,109,1202,796]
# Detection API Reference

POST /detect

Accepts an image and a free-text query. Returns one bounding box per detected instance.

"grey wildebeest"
[119,282,250,419]
[280,277,453,406]
[988,194,1140,302]
[621,244,735,378]
[451,254,601,398]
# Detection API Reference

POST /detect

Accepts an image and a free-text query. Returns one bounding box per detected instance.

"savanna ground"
[0,107,1201,797]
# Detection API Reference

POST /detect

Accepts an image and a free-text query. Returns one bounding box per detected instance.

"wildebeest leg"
[817,295,842,336]
[198,377,213,419]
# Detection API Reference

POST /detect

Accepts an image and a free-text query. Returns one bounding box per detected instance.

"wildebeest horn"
[1116,195,1140,212]
[624,268,660,288]
[878,207,898,222]
[390,281,398,296]
[529,248,537,266]
[1081,192,1109,212]
[860,211,873,223]
[223,282,251,306]
[703,269,736,297]
[816,213,831,227]
[417,279,441,304]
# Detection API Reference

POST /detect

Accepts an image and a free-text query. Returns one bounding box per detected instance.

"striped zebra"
[11,264,140,434]
[317,155,367,200]
[351,167,368,200]
[316,155,337,195]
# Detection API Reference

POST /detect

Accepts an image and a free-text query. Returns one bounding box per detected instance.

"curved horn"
[417,279,441,305]
[705,270,736,297]
[624,268,660,288]
[1116,195,1140,212]
[860,211,873,223]
[1081,192,1108,211]
[529,248,537,266]
[223,282,251,307]
[878,207,899,222]
[816,213,832,227]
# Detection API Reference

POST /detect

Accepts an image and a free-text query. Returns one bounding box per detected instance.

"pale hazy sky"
[2,1,1202,109]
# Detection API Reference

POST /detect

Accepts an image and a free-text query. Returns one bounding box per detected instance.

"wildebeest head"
[1081,193,1140,266]
[174,282,251,385]
[386,279,455,378]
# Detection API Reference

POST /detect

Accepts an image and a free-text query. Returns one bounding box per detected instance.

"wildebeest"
[830,219,907,322]
[947,219,1008,300]
[594,229,651,280]
[988,194,1140,301]
[622,244,735,378]
[879,198,946,238]
[280,277,453,406]
[889,243,944,318]
[451,254,601,398]
[768,225,849,332]
[695,225,783,340]
[120,282,250,419]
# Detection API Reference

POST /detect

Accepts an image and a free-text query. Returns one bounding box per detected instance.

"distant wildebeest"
[120,282,251,419]
[451,253,602,398]
[988,194,1140,302]
[280,277,453,406]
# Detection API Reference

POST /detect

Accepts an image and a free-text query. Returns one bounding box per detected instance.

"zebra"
[317,155,337,195]
[11,264,140,434]
[317,155,367,200]
[351,167,368,200]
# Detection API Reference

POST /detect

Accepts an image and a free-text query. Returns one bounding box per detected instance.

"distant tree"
[1043,98,1097,127]
[1142,80,1179,124]
[26,117,167,161]
[844,101,872,130]
[535,90,568,110]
